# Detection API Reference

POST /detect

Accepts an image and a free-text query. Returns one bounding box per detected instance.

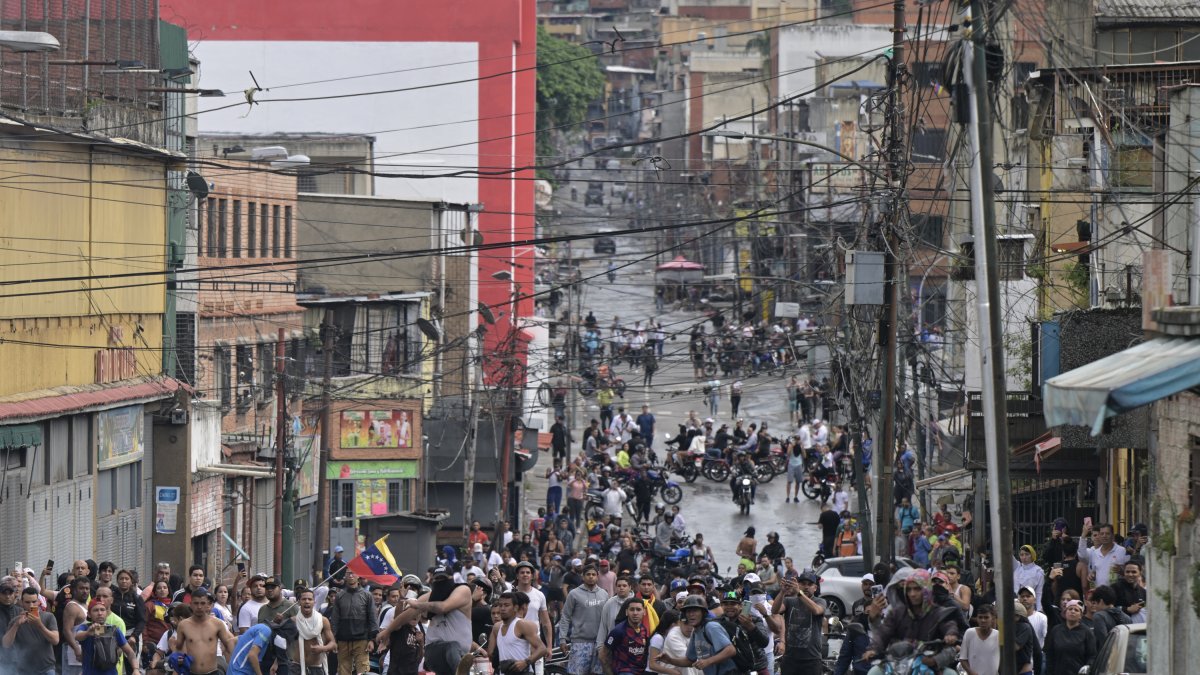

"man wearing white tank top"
[490,592,549,675]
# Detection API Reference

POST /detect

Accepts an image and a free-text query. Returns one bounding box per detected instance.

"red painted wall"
[161,0,537,367]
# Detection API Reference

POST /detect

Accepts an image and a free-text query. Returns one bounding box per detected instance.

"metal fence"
[0,0,160,138]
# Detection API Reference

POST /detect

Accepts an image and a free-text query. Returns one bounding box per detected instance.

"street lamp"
[0,31,60,52]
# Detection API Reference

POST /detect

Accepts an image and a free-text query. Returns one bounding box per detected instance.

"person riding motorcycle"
[729,453,759,504]
[862,570,961,675]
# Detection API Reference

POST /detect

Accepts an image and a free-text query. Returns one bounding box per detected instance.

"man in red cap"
[76,599,139,675]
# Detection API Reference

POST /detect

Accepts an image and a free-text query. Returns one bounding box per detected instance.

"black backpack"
[715,620,757,671]
[90,625,120,671]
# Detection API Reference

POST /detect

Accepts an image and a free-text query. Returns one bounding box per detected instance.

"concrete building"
[190,159,306,574]
[199,132,377,197]
[159,0,538,378]
[0,121,189,574]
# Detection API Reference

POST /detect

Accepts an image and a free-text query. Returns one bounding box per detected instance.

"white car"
[814,556,916,618]
[1080,623,1146,675]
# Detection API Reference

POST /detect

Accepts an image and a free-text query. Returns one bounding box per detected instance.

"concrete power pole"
[874,0,907,565]
[463,339,483,542]
[964,0,1017,670]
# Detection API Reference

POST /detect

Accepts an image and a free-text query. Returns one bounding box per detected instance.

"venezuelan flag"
[345,535,403,585]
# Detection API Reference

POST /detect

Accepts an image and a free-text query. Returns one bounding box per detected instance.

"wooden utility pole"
[273,330,287,578]
[874,0,906,563]
[313,312,334,578]
[964,0,1017,670]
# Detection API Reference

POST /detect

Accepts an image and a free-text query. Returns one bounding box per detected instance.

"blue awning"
[1043,337,1200,435]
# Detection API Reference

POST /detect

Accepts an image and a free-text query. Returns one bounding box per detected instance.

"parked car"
[605,159,621,171]
[814,556,917,618]
[611,181,627,196]
[1080,623,1146,675]
[593,236,616,254]
[585,182,604,206]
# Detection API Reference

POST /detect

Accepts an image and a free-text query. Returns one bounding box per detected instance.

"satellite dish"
[185,171,209,200]
[477,302,496,325]
[415,317,441,342]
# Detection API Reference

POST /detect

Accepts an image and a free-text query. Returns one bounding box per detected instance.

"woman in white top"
[213,584,234,631]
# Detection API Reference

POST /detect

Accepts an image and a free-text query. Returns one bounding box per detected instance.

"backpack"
[90,625,120,671]
[724,621,758,671]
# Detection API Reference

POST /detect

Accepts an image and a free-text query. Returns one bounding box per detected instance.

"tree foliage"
[536,25,605,172]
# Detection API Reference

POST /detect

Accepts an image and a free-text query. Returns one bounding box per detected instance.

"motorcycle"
[801,469,836,503]
[701,455,732,482]
[646,468,683,504]
[735,474,754,515]
[870,639,951,675]
[458,633,493,675]
[577,359,626,398]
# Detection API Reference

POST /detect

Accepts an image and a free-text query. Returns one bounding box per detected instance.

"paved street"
[524,160,831,572]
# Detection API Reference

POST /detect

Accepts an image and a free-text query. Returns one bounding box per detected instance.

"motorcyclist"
[606,261,617,283]
[729,453,758,504]
[862,570,961,675]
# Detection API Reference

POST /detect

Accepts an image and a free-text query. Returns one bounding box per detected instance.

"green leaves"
[536,26,605,162]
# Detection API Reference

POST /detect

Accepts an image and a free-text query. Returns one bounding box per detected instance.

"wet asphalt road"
[525,160,835,571]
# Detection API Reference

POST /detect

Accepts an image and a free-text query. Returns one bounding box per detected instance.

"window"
[334,481,356,525]
[327,303,421,376]
[260,204,270,258]
[257,342,275,400]
[1190,436,1200,514]
[298,171,318,193]
[911,213,945,247]
[387,480,408,513]
[247,202,257,257]
[1012,62,1037,89]
[272,205,282,258]
[214,348,231,409]
[998,238,1027,281]
[1011,93,1029,130]
[285,206,293,258]
[204,198,216,257]
[217,199,227,257]
[0,447,25,470]
[232,200,242,258]
[912,128,947,162]
[236,345,253,385]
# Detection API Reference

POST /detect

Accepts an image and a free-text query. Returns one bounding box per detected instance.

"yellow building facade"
[0,136,172,396]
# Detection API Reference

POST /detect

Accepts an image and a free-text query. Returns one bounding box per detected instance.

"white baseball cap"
[743,573,761,584]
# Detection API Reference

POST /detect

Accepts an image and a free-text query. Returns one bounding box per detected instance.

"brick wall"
[190,474,225,536]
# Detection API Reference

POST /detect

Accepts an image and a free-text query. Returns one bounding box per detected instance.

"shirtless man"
[172,589,236,675]
[294,588,336,675]
[61,576,92,675]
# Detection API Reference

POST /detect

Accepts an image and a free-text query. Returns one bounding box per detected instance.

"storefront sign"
[295,435,321,501]
[97,404,144,469]
[155,486,180,534]
[327,460,419,481]
[339,410,414,449]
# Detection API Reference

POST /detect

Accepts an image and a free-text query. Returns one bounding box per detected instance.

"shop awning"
[1043,337,1200,435]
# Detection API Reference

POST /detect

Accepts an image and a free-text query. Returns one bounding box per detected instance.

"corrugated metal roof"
[0,376,185,423]
[1096,0,1200,19]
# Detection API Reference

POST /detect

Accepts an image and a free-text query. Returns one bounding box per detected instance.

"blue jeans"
[547,485,563,515]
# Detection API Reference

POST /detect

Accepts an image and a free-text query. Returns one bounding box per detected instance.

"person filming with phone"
[771,570,827,675]
[2,584,60,675]
[715,591,769,675]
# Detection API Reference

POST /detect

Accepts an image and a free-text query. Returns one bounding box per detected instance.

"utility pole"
[274,329,288,580]
[463,339,482,542]
[964,0,1016,670]
[848,385,874,567]
[874,0,906,564]
[314,311,334,578]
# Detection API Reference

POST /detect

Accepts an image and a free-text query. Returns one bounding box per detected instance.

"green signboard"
[327,460,418,481]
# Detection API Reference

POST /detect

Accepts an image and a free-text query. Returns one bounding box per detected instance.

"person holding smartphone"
[771,572,827,675]
[715,591,769,675]
[3,585,59,675]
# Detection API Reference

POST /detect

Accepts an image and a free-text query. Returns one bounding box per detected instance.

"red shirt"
[469,530,490,547]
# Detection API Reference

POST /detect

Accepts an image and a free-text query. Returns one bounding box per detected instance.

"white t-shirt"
[1027,610,1048,647]
[603,488,624,517]
[238,599,265,631]
[960,627,1000,675]
[832,490,850,514]
[664,626,697,675]
[1078,541,1130,586]
[521,586,547,625]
